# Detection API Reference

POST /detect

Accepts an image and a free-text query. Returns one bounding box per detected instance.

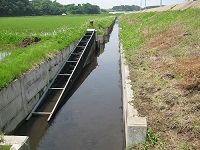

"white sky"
[56,0,189,9]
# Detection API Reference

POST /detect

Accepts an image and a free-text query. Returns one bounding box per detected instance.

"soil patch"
[129,25,200,149]
[16,36,41,48]
[145,26,184,50]
[175,57,200,90]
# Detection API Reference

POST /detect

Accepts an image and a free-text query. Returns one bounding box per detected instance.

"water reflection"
[96,35,110,57]
[0,52,10,61]
[15,57,98,149]
[15,23,123,150]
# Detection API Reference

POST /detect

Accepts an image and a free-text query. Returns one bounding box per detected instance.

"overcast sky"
[56,0,188,9]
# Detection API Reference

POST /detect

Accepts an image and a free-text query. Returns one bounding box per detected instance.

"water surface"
[15,22,123,150]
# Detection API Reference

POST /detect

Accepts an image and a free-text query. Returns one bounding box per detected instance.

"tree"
[82,3,100,14]
[112,5,141,12]
[0,0,31,16]
[0,1,101,16]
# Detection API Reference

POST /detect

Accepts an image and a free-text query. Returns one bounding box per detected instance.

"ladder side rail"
[26,38,83,120]
[47,31,95,121]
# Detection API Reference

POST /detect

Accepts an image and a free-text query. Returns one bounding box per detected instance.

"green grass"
[0,15,115,88]
[119,9,200,54]
[0,15,115,44]
[0,145,11,150]
[128,128,165,150]
[119,8,200,150]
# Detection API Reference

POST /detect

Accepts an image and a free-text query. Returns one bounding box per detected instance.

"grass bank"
[0,15,115,89]
[119,9,200,149]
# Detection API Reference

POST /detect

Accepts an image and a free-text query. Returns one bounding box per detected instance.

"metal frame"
[26,30,96,121]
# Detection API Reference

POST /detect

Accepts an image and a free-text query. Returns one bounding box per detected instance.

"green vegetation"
[112,5,141,11]
[119,9,200,149]
[0,132,11,149]
[0,145,11,150]
[128,128,165,150]
[0,15,115,89]
[0,0,101,16]
[0,132,4,143]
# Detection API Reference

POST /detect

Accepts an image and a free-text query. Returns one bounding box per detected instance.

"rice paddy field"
[0,15,115,88]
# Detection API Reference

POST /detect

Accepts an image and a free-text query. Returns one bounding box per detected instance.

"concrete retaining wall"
[0,136,30,150]
[120,44,147,148]
[96,19,116,49]
[143,0,200,12]
[0,41,78,133]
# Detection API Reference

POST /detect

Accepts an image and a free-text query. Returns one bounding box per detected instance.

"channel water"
[15,22,123,150]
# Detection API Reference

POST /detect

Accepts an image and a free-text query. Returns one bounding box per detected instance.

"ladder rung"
[32,112,51,115]
[58,74,71,76]
[72,53,81,55]
[49,88,64,90]
[66,61,77,62]
[77,46,85,47]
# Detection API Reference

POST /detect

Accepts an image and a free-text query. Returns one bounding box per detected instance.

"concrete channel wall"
[120,44,147,148]
[0,41,78,133]
[0,21,115,150]
[0,136,30,150]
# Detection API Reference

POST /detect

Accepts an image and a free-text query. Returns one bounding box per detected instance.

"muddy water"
[15,22,123,150]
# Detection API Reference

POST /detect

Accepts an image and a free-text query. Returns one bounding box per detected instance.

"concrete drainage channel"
[1,21,147,149]
[120,44,147,147]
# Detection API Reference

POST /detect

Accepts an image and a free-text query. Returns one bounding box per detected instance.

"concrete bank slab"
[0,136,30,150]
[133,1,200,13]
[0,41,78,133]
[120,44,147,148]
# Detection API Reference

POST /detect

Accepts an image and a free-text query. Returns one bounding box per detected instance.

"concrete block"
[0,79,21,110]
[0,40,81,133]
[127,117,147,146]
[48,53,61,69]
[3,109,26,133]
[127,103,138,118]
[120,43,147,148]
[0,95,23,129]
[70,41,78,53]
[48,54,63,79]
[23,66,46,88]
[24,74,47,101]
[61,47,70,60]
[96,34,105,44]
[1,136,30,150]
[26,93,40,113]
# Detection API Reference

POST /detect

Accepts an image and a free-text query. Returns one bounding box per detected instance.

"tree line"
[112,5,141,12]
[0,0,101,16]
[111,5,164,12]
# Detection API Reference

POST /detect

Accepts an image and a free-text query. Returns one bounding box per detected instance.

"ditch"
[14,22,124,150]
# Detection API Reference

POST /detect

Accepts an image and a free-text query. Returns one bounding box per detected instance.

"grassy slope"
[0,15,115,89]
[119,9,200,149]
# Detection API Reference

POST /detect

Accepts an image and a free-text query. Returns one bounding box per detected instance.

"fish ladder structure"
[26,29,96,121]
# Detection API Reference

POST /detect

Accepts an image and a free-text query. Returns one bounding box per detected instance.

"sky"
[56,0,189,9]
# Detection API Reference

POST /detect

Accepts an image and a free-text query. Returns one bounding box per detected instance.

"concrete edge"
[120,43,147,148]
[0,136,30,150]
[96,19,115,49]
